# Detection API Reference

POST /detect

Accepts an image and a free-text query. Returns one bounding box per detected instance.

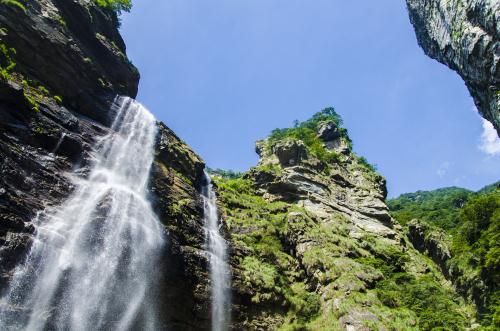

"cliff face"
[213,113,475,330]
[0,0,139,284]
[390,186,500,329]
[0,1,210,328]
[406,0,500,135]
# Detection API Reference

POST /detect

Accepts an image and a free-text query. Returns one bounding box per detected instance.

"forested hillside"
[389,183,500,329]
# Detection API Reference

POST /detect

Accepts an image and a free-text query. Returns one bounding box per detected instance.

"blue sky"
[120,0,500,198]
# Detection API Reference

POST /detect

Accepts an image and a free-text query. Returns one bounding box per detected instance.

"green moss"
[0,0,26,12]
[168,198,192,217]
[0,42,16,81]
[53,95,63,105]
[56,16,67,27]
[24,93,39,112]
[253,162,283,176]
[242,257,278,293]
[216,172,473,330]
[38,85,49,96]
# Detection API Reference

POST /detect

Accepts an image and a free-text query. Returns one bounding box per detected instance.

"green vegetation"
[95,0,132,13]
[388,187,472,229]
[0,42,16,81]
[214,176,322,327]
[207,167,243,179]
[216,175,471,330]
[450,189,499,328]
[53,95,63,105]
[268,107,348,167]
[389,184,500,329]
[368,261,468,330]
[358,156,377,172]
[20,79,61,112]
[0,0,26,12]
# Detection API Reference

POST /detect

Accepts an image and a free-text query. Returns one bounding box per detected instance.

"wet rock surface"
[0,1,211,329]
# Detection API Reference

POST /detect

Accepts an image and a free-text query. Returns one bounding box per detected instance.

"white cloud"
[479,118,500,156]
[437,161,451,178]
[472,106,500,156]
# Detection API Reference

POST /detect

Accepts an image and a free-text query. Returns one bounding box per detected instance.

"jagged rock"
[272,139,309,167]
[213,118,468,330]
[317,121,340,142]
[406,218,489,316]
[0,1,211,329]
[408,219,452,276]
[0,0,139,123]
[406,0,500,134]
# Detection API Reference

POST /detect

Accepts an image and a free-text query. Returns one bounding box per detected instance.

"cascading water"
[201,173,231,331]
[0,97,165,331]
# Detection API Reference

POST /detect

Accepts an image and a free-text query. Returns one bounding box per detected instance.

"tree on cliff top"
[95,0,132,13]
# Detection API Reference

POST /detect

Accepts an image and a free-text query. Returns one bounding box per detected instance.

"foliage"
[389,184,500,328]
[54,95,63,105]
[207,167,243,179]
[388,187,472,229]
[0,42,16,81]
[268,107,347,167]
[215,175,471,330]
[95,0,132,13]
[357,156,377,172]
[375,273,467,330]
[214,176,321,326]
[0,0,26,12]
[451,189,500,327]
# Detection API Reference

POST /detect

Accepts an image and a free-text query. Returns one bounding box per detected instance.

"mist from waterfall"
[0,97,165,331]
[201,173,231,331]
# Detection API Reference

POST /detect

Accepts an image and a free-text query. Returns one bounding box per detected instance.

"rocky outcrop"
[150,123,212,330]
[0,0,139,286]
[214,118,475,330]
[408,219,453,277]
[0,1,211,329]
[407,219,489,319]
[406,0,500,134]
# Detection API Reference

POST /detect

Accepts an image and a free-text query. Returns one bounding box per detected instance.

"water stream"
[201,173,231,331]
[0,97,164,331]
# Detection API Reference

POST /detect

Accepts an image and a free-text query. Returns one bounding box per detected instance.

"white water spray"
[201,173,231,331]
[0,97,165,331]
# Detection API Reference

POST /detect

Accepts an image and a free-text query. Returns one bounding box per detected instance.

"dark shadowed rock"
[273,140,309,167]
[0,3,211,329]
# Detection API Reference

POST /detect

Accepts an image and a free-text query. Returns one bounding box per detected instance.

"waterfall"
[0,97,165,331]
[201,173,231,331]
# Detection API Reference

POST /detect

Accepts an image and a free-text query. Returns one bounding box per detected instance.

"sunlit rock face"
[406,0,499,135]
[214,117,476,330]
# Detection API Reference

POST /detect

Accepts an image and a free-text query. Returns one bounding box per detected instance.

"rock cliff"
[0,1,210,329]
[390,186,500,329]
[0,1,491,330]
[213,111,475,330]
[406,0,500,134]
